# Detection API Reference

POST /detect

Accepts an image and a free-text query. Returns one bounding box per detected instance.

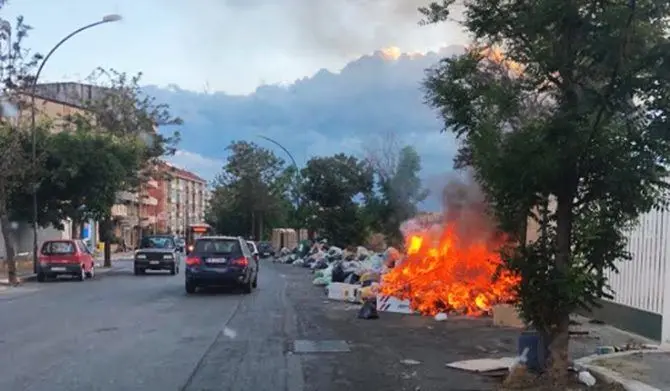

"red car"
[37,239,96,282]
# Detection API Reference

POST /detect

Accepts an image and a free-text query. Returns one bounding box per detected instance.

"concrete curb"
[0,265,122,286]
[575,348,670,391]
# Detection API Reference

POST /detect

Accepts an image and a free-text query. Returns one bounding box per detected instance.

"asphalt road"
[0,258,304,391]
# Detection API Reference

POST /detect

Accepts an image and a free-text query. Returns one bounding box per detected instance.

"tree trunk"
[104,241,111,268]
[250,210,255,239]
[100,217,112,268]
[71,219,82,239]
[546,194,573,383]
[259,213,264,241]
[0,214,18,285]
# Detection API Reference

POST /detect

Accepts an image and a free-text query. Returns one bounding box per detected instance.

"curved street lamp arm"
[31,20,111,95]
[256,135,302,208]
[257,135,298,169]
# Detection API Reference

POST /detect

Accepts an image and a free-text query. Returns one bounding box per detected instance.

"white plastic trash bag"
[356,246,369,258]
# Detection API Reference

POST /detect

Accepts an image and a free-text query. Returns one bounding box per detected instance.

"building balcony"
[116,191,137,203]
[142,196,158,206]
[111,204,129,217]
[147,179,159,189]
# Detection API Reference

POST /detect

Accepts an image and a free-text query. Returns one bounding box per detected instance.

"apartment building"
[159,164,210,235]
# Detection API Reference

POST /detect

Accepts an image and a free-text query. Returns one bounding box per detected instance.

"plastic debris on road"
[434,313,448,321]
[578,370,596,386]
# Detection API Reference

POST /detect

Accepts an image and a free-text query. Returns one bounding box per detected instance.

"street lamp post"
[257,135,300,208]
[30,14,122,273]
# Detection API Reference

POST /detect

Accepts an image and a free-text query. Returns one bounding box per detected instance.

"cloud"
[164,0,468,62]
[149,45,466,199]
[166,150,224,182]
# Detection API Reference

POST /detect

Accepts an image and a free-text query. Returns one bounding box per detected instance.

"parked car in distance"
[184,236,259,294]
[37,239,96,282]
[134,235,181,276]
[257,241,274,258]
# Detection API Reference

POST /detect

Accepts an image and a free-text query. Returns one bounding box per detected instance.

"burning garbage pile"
[274,215,519,318]
[381,219,520,316]
[275,176,520,317]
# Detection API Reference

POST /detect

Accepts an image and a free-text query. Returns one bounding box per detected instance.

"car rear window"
[194,239,240,254]
[140,236,174,249]
[42,241,76,255]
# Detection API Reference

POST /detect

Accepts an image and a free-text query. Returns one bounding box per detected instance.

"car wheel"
[76,266,85,281]
[37,272,46,282]
[252,273,258,288]
[185,281,197,294]
[242,278,253,294]
[86,264,95,279]
[170,264,176,275]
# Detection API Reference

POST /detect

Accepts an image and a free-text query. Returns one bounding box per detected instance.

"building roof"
[157,161,207,184]
[28,82,110,109]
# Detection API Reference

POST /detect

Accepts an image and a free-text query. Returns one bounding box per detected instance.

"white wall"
[0,221,71,259]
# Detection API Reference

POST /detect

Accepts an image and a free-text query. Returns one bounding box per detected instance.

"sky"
[3,0,469,95]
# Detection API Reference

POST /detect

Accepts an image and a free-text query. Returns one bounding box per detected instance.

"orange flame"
[381,223,519,316]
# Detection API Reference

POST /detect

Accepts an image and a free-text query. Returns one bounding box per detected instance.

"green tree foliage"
[10,130,145,233]
[206,141,292,239]
[0,9,42,284]
[421,0,670,382]
[301,154,374,247]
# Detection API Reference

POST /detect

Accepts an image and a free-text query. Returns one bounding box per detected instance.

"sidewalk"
[0,251,134,285]
[576,347,670,390]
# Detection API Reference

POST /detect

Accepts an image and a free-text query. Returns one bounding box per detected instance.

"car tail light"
[186,256,201,266]
[231,257,249,267]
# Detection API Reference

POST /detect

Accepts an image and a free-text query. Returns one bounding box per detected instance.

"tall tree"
[301,154,374,247]
[0,9,42,284]
[365,139,428,246]
[422,0,670,383]
[207,141,292,239]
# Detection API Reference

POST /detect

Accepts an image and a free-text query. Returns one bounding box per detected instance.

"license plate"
[207,258,227,264]
[51,267,66,272]
[149,261,160,265]
[263,252,270,256]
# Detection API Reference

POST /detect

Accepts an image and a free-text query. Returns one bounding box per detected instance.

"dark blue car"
[184,236,259,294]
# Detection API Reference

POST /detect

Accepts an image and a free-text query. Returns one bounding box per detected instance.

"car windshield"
[41,241,76,255]
[195,239,239,254]
[140,236,174,249]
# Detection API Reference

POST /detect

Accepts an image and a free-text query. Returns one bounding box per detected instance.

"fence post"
[661,210,670,345]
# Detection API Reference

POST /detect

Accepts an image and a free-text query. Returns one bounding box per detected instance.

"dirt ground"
[278,262,641,391]
[281,263,521,391]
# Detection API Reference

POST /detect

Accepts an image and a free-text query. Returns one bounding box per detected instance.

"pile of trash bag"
[274,241,401,294]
